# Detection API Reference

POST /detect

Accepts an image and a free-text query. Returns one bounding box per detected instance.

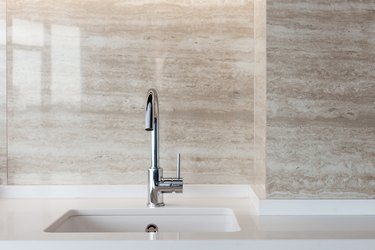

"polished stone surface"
[0,0,6,184]
[267,0,375,198]
[6,0,255,184]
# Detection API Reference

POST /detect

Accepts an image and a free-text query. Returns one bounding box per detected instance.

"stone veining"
[267,0,375,198]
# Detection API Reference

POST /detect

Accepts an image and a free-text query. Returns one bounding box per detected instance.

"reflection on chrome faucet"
[145,89,183,208]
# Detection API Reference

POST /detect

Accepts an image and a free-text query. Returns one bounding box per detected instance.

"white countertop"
[0,185,374,249]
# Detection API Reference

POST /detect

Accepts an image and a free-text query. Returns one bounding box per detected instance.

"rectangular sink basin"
[45,208,240,233]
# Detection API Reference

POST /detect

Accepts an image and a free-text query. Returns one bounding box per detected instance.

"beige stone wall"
[4,0,373,197]
[267,0,375,198]
[5,0,256,184]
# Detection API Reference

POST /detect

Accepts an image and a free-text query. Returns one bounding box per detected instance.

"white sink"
[45,208,240,233]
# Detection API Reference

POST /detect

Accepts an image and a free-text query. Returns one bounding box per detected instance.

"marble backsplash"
[2,0,256,184]
[1,0,373,199]
[267,0,375,198]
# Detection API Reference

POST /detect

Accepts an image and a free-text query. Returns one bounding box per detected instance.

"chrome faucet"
[145,89,183,207]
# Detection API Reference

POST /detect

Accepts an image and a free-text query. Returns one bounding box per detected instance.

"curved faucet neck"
[145,89,159,169]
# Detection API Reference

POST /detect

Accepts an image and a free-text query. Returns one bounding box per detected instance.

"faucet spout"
[145,89,159,169]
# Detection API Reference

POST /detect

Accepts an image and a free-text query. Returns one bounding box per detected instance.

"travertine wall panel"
[0,0,6,184]
[267,0,375,198]
[7,0,255,184]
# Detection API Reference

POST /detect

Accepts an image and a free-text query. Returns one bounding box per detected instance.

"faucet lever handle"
[176,153,181,179]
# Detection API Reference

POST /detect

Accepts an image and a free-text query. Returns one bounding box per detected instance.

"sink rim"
[44,207,241,233]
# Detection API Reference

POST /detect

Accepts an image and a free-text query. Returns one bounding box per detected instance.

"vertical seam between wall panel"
[253,0,258,184]
[252,0,267,197]
[5,0,8,185]
[264,0,267,196]
[263,0,266,186]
